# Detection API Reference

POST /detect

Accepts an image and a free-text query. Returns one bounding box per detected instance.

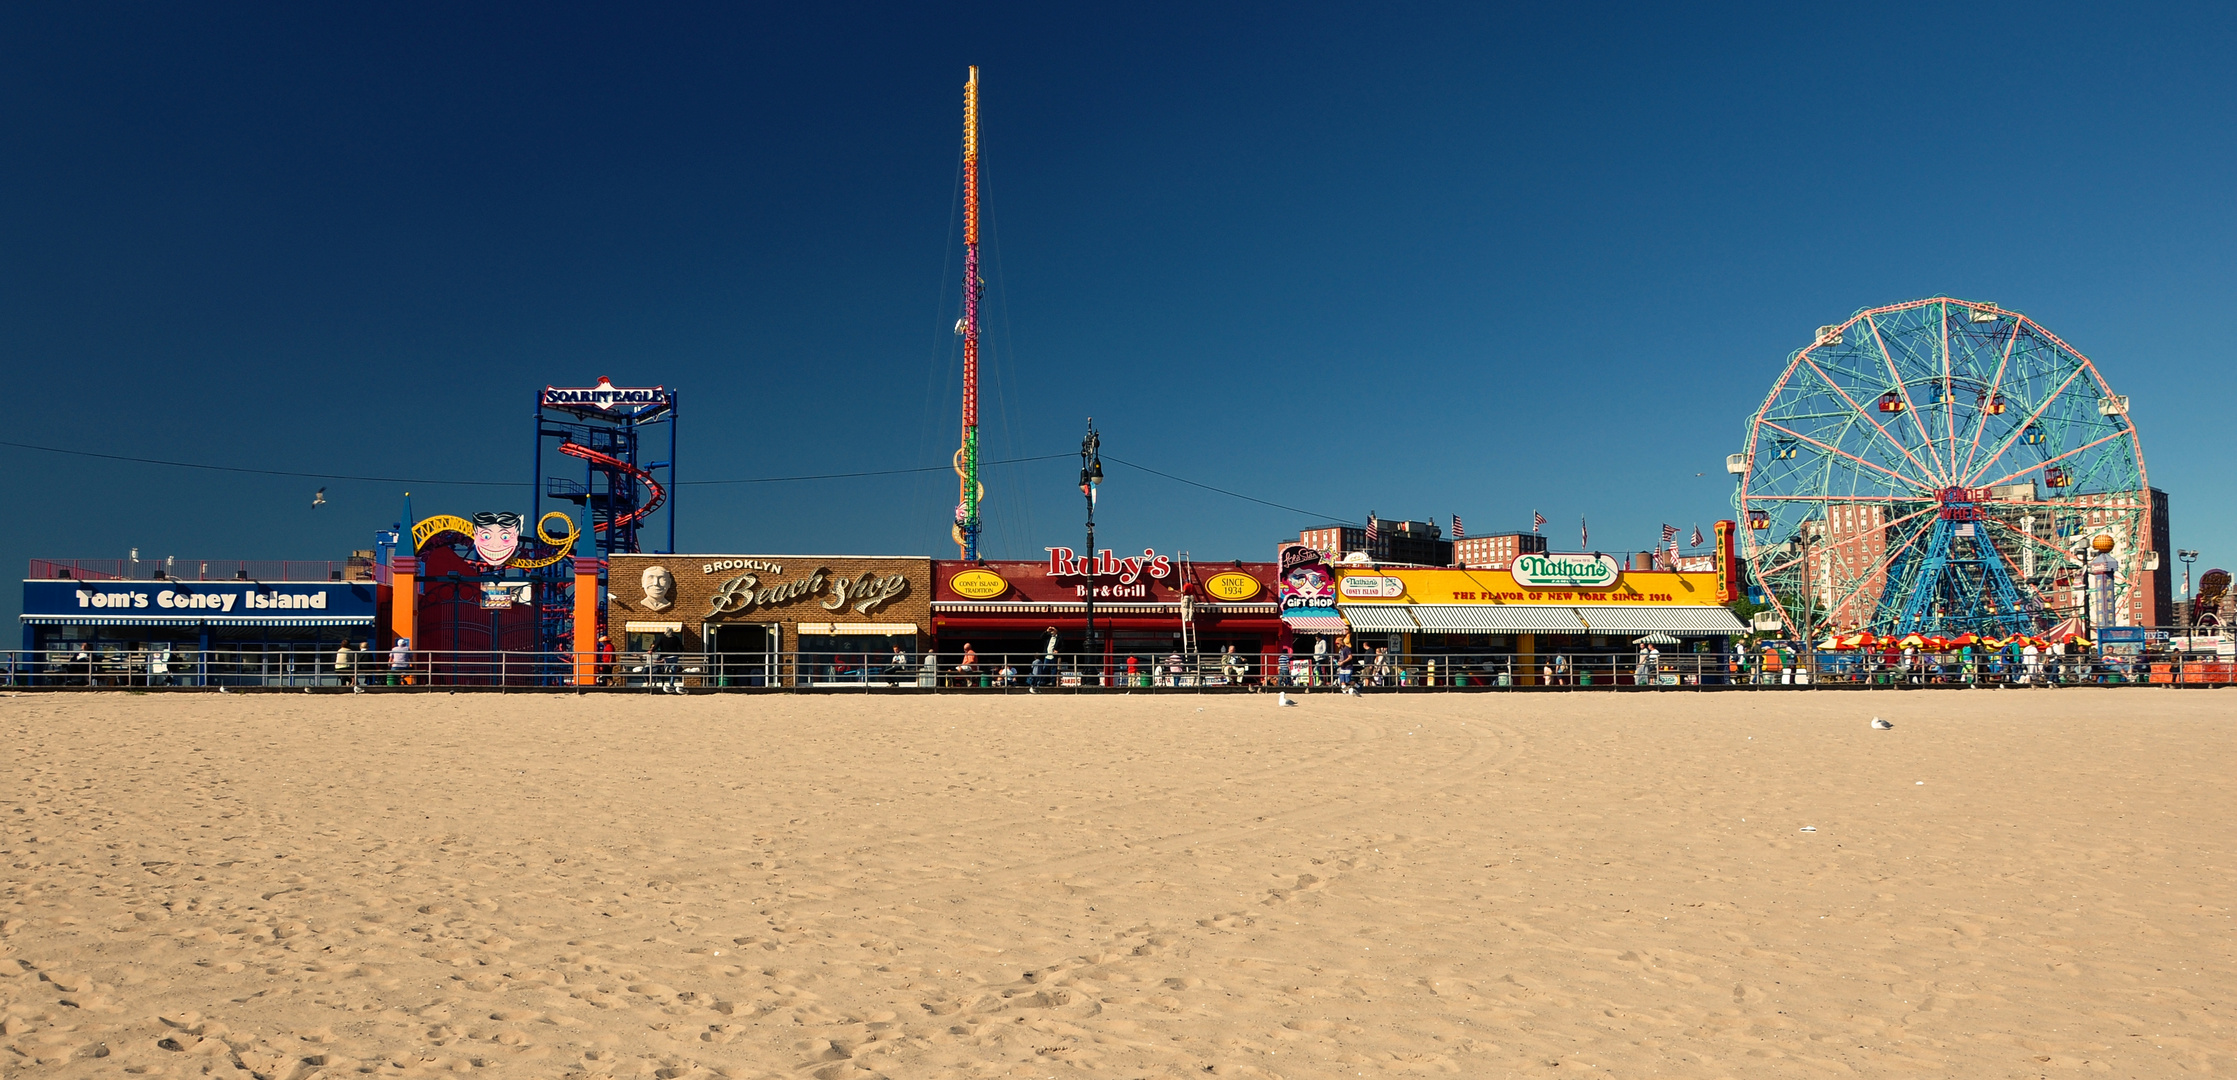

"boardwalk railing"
[0,645,2229,690]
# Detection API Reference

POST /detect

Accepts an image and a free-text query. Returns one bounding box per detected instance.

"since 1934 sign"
[1510,552,1621,590]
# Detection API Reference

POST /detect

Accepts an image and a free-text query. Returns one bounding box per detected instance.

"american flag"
[1580,516,1589,548]
[1366,512,1379,549]
[1451,514,1464,540]
[1690,524,1704,548]
[1532,510,1545,533]
[1661,523,1679,546]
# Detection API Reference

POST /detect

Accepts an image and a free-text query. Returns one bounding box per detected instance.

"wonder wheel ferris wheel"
[1734,297,2149,638]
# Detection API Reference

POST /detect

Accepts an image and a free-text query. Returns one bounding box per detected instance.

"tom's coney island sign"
[1511,553,1622,589]
[706,566,909,618]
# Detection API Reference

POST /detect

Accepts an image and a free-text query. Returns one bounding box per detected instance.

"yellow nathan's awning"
[1572,606,1747,635]
[1406,605,1587,633]
[1338,605,1420,632]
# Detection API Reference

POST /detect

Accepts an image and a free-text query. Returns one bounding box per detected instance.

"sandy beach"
[2,688,2232,1078]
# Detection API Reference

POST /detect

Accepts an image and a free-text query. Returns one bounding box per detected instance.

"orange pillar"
[391,556,418,647]
[573,558,605,686]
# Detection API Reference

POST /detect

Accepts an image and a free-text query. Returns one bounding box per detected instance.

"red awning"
[932,616,1283,633]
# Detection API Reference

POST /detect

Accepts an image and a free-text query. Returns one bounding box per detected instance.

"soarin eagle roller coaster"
[557,439,667,536]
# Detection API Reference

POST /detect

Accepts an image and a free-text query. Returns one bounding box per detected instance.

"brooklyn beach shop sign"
[705,565,910,618]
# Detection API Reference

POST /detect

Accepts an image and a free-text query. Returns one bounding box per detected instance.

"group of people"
[1744,638,2145,686]
[332,638,413,687]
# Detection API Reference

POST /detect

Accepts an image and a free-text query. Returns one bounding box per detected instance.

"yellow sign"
[411,511,577,569]
[1334,566,1720,606]
[511,513,580,570]
[1203,571,1263,601]
[949,568,1010,599]
[412,514,475,552]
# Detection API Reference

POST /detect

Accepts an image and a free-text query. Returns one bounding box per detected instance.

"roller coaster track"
[556,440,666,534]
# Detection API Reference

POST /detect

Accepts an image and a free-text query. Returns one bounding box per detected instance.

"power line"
[1104,455,1356,525]
[0,437,1072,488]
[683,454,1070,486]
[0,438,524,487]
[0,435,1352,524]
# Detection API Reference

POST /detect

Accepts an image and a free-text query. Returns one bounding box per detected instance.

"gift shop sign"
[1511,553,1622,590]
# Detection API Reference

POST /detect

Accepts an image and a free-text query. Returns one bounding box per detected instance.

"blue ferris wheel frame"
[1734,298,2148,639]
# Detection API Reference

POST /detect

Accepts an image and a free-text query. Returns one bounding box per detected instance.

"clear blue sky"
[4,3,2233,619]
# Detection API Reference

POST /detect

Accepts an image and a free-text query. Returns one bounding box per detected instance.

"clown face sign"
[472,512,524,567]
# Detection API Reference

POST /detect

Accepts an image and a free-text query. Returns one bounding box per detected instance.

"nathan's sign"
[1511,553,1622,590]
[707,567,910,618]
[1339,575,1405,599]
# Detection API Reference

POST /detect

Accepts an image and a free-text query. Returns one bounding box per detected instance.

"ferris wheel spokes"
[1955,318,2024,484]
[1976,426,2134,493]
[1865,313,1951,483]
[1960,360,2094,490]
[1795,354,1947,487]
[1749,501,1940,598]
[1757,420,1935,493]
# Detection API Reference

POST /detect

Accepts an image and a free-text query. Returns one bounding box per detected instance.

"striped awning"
[1408,605,1587,633]
[1281,612,1348,633]
[1338,605,1420,632]
[19,615,374,627]
[1573,606,1747,635]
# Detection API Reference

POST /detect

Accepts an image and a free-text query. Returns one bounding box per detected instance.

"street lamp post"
[2178,548,2200,685]
[1786,526,1822,684]
[1080,420,1103,684]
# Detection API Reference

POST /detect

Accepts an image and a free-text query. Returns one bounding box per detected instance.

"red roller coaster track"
[556,440,666,533]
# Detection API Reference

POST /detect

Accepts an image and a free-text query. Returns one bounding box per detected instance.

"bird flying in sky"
[312,487,327,508]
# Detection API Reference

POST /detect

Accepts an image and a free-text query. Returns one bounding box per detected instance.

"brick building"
[1295,519,1451,567]
[1450,532,1548,570]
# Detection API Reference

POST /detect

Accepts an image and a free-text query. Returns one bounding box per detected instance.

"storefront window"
[800,635,915,684]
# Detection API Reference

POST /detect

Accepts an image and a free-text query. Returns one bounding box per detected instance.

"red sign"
[1045,547,1173,585]
[933,557,1276,605]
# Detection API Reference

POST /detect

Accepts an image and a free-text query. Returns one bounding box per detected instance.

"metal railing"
[29,558,363,582]
[0,644,2229,690]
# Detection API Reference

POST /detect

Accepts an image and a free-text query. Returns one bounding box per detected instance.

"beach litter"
[1799,826,1817,832]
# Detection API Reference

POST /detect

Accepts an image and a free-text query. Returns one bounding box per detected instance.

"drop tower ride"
[953,65,984,560]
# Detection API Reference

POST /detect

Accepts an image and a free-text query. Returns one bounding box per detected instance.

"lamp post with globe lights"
[2178,548,2200,682]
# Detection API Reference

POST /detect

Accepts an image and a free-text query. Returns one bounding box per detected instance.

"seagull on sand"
[311,487,327,508]
[1871,717,1893,729]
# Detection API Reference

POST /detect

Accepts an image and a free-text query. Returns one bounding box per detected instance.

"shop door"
[707,624,776,687]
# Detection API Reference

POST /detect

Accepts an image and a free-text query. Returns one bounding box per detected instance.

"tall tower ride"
[953,65,984,560]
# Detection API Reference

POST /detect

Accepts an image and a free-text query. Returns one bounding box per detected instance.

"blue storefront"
[18,578,380,686]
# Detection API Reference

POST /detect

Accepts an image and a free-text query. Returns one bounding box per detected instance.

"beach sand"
[2,687,2231,1078]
